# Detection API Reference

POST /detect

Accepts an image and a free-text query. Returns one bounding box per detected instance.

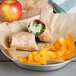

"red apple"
[0,0,22,22]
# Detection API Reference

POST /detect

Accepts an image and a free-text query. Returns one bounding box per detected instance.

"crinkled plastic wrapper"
[0,8,76,64]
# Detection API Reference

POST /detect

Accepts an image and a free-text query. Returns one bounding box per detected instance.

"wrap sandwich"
[9,32,37,51]
[18,0,51,10]
[28,19,53,43]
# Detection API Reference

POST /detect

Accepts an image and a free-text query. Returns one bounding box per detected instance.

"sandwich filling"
[29,20,45,36]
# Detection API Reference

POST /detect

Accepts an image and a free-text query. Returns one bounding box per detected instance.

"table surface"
[0,50,76,76]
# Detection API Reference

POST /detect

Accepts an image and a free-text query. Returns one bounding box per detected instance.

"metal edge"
[1,48,76,67]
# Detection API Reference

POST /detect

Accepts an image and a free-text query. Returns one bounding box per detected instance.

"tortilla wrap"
[27,19,53,43]
[9,32,37,51]
[18,0,51,10]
